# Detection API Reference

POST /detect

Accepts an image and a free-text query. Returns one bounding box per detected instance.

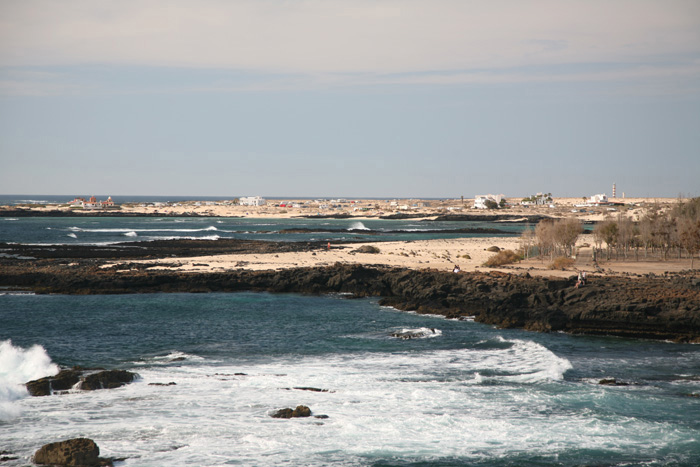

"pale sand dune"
[110,232,696,278]
[112,237,522,274]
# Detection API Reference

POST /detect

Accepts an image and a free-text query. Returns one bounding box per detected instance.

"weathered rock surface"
[25,369,82,396]
[26,368,138,396]
[33,438,112,466]
[80,370,137,390]
[271,405,312,418]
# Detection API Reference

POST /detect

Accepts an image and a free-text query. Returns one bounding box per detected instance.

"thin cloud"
[2,0,699,74]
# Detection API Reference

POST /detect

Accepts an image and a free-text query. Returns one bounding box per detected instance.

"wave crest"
[0,340,59,420]
[348,222,370,231]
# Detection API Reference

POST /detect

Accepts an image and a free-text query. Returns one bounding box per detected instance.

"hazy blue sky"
[1,0,699,198]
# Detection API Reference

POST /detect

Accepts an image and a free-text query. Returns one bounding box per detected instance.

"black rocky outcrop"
[3,258,700,342]
[26,368,138,396]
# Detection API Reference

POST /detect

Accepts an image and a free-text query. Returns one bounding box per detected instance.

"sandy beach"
[109,233,696,278]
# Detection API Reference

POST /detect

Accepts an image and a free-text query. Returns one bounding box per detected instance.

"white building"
[588,194,608,205]
[520,193,552,206]
[474,194,505,209]
[239,196,266,206]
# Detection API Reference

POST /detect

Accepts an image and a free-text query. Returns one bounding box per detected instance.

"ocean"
[2,292,699,466]
[0,216,524,245]
[1,206,698,465]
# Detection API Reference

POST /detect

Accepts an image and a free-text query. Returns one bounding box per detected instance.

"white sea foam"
[68,226,219,233]
[391,327,442,339]
[2,340,690,466]
[3,218,19,221]
[348,221,370,230]
[124,231,138,237]
[143,235,221,241]
[0,340,59,421]
[67,232,78,238]
[133,351,207,366]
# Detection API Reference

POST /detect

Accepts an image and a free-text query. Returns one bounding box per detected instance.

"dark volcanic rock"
[80,370,137,390]
[3,251,700,342]
[271,405,312,418]
[433,213,552,223]
[0,450,18,462]
[33,438,112,466]
[0,238,326,260]
[26,368,137,396]
[599,378,629,386]
[26,369,82,396]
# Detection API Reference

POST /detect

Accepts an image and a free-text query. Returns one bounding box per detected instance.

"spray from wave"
[0,340,59,420]
[348,222,370,231]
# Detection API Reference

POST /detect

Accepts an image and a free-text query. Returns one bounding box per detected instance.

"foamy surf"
[68,226,218,233]
[0,340,59,421]
[133,351,207,366]
[391,327,442,339]
[2,343,660,467]
[2,292,697,467]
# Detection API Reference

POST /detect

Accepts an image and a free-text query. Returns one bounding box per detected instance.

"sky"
[1,0,699,199]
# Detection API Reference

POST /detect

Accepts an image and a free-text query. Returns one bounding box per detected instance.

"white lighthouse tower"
[612,183,616,199]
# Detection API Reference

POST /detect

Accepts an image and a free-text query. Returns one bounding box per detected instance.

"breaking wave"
[348,221,370,230]
[68,226,219,233]
[0,340,59,420]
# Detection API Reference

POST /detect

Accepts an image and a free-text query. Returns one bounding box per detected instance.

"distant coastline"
[0,195,685,224]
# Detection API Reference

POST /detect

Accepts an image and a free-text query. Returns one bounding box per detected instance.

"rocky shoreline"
[2,241,699,342]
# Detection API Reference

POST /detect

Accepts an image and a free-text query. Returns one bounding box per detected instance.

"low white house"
[588,194,608,205]
[239,196,266,206]
[474,194,505,209]
[521,193,552,206]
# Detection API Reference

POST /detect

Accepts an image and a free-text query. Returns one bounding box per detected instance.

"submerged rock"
[0,450,18,463]
[33,438,112,466]
[598,378,629,386]
[271,405,312,419]
[391,328,439,339]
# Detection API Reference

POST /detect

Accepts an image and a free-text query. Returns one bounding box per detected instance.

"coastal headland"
[2,196,699,342]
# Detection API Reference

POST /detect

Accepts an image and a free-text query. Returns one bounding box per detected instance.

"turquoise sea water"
[0,216,524,245]
[2,292,699,466]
